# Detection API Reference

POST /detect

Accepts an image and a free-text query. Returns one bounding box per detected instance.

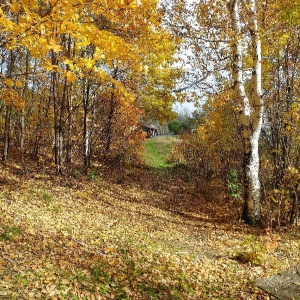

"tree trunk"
[2,105,12,161]
[57,78,67,176]
[20,107,27,174]
[51,52,64,176]
[53,71,61,175]
[83,80,91,170]
[229,0,263,226]
[103,91,116,160]
[65,34,72,167]
[2,50,14,162]
[103,67,118,161]
[20,50,30,175]
[289,184,299,227]
[66,93,72,166]
[51,45,68,176]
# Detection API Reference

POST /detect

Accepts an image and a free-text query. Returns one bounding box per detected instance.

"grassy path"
[142,135,177,168]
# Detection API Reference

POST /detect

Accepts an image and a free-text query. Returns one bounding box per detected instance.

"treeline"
[168,110,203,135]
[0,0,179,175]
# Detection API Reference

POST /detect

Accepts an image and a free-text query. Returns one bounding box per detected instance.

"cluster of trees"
[168,110,203,135]
[168,0,300,227]
[0,0,180,175]
[1,0,300,227]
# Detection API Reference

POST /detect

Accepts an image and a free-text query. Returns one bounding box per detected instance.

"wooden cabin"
[141,124,160,138]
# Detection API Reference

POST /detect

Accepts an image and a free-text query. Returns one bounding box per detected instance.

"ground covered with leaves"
[0,140,299,299]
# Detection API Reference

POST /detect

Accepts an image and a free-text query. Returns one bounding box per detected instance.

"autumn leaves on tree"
[0,0,179,173]
[166,0,300,226]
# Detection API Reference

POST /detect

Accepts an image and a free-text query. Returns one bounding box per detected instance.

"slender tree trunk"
[66,93,72,166]
[103,91,116,160]
[2,105,12,161]
[290,190,298,226]
[83,80,91,170]
[30,61,41,158]
[20,49,29,174]
[295,194,299,228]
[51,51,63,176]
[20,107,26,173]
[229,0,263,226]
[57,78,67,176]
[51,44,67,177]
[65,34,72,167]
[103,67,118,161]
[2,50,14,161]
[53,70,60,173]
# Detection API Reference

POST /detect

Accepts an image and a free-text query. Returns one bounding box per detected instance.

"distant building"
[141,124,160,138]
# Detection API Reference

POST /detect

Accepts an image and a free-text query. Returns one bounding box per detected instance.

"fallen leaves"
[0,167,299,299]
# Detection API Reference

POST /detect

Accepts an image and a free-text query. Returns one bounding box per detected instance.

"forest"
[0,0,300,299]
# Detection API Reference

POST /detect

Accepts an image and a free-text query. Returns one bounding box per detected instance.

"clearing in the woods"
[0,136,299,299]
[143,136,176,168]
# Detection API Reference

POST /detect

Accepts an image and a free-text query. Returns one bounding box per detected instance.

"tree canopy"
[0,0,181,173]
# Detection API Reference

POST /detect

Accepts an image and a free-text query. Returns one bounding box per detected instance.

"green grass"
[143,136,177,168]
[40,191,53,203]
[0,225,22,241]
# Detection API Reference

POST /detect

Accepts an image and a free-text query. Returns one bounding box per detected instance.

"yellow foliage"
[0,0,179,169]
[174,89,242,180]
[15,80,23,88]
[65,71,76,83]
[48,40,62,53]
[10,2,20,13]
[3,79,14,88]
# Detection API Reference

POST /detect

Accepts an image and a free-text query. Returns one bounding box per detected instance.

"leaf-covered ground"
[0,151,299,299]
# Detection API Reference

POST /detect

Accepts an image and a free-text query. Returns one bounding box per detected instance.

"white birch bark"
[228,0,263,225]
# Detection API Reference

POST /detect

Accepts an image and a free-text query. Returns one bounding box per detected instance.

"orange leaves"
[0,0,179,172]
[0,162,300,299]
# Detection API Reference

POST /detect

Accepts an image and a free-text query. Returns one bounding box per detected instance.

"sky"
[172,101,197,115]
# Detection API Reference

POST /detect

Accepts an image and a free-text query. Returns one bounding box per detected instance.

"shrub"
[235,236,266,266]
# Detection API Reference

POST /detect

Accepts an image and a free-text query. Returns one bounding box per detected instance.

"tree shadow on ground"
[103,163,265,236]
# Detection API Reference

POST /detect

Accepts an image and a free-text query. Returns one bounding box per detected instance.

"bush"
[171,90,243,184]
[227,169,242,199]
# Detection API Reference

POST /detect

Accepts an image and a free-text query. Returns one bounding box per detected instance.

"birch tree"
[164,0,265,225]
[228,0,262,225]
